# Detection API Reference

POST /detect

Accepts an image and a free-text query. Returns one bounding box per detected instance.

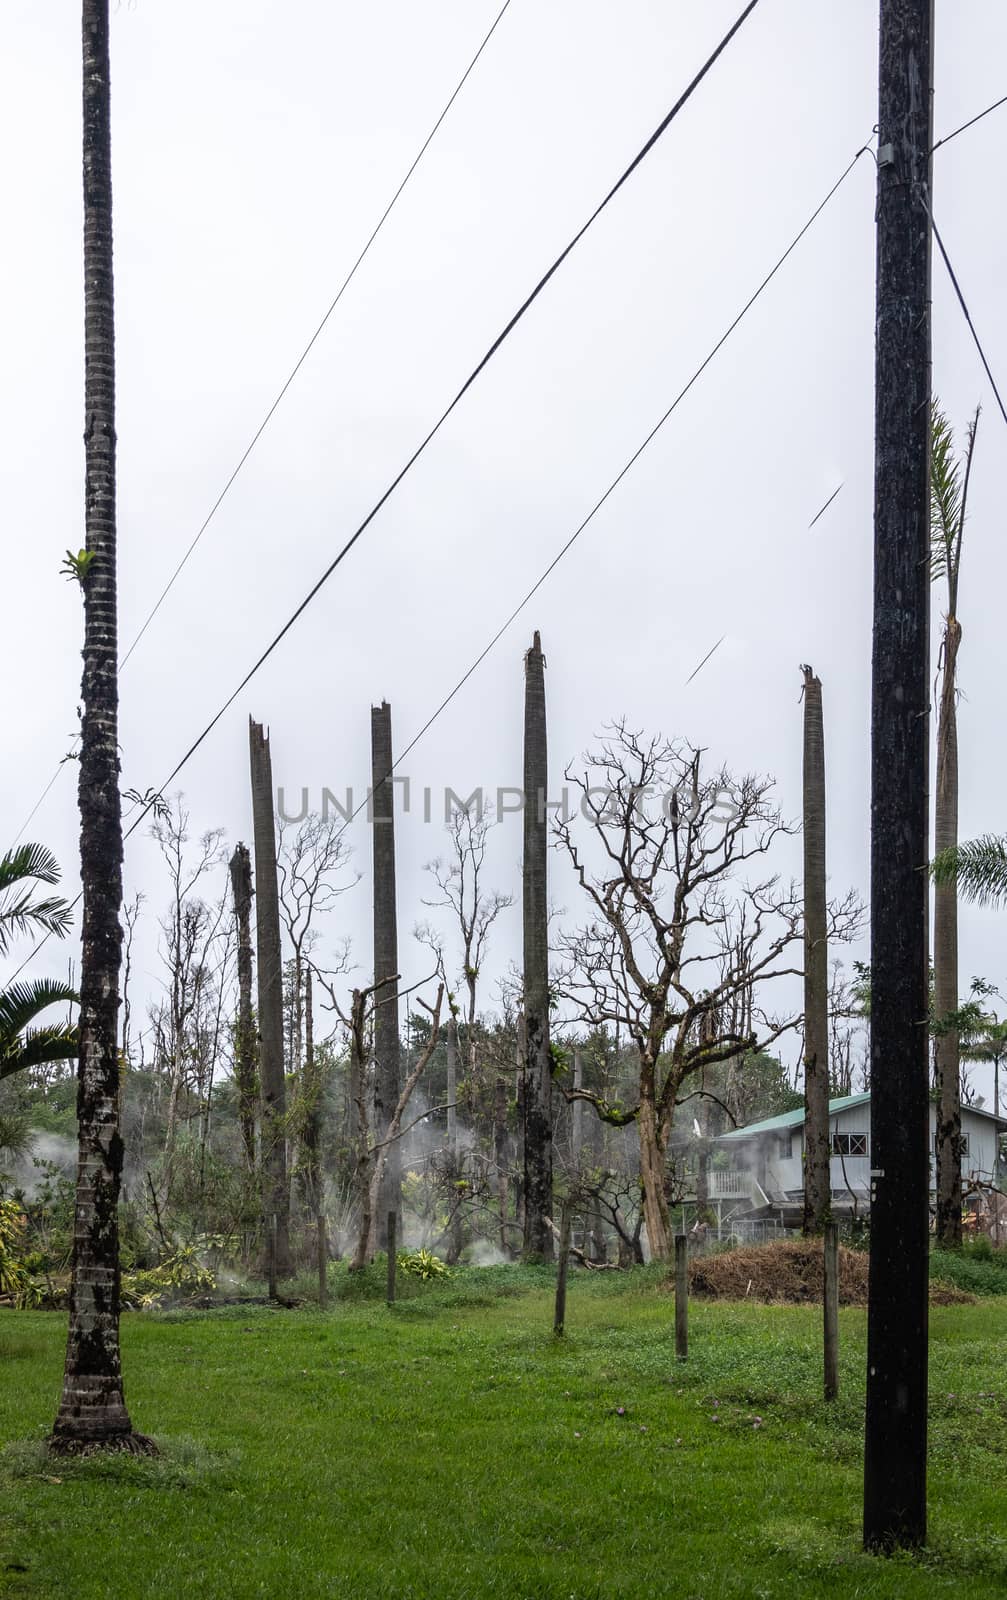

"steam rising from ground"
[469,1240,508,1267]
[13,1131,77,1199]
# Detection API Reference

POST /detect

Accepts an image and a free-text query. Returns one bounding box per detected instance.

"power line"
[7,130,864,990]
[932,92,1007,154]
[118,0,514,671]
[6,763,71,852]
[808,481,843,529]
[929,208,1007,428]
[4,0,515,859]
[120,0,766,837]
[335,142,870,832]
[684,637,726,686]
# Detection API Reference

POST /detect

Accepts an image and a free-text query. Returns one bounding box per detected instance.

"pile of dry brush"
[682,1238,973,1306]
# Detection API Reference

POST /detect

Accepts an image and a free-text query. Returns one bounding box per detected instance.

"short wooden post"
[317,1212,328,1309]
[386,1211,397,1305]
[554,1206,571,1336]
[824,1221,839,1400]
[267,1212,278,1302]
[674,1233,688,1361]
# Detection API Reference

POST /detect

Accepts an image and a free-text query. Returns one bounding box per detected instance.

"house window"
[831,1132,868,1157]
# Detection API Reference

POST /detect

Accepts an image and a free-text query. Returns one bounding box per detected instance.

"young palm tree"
[0,845,77,1081]
[52,1,151,1454]
[0,844,74,954]
[0,980,78,1082]
[933,836,1007,907]
[931,400,980,1249]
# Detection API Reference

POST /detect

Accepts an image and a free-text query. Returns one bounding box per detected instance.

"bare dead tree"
[120,891,144,1070]
[556,723,862,1263]
[418,799,514,1248]
[277,811,357,1227]
[149,799,228,1202]
[346,982,444,1271]
[421,801,513,1062]
[277,811,357,1076]
[828,961,869,1097]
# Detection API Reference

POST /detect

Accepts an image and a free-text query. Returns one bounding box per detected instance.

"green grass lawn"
[1,1266,1006,1599]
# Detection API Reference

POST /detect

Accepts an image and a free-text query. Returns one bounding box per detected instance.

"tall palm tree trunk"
[929,402,979,1250]
[249,720,291,1279]
[934,618,962,1246]
[371,702,400,1253]
[522,632,553,1261]
[228,843,257,1170]
[801,665,830,1233]
[445,1015,459,1158]
[494,1071,509,1254]
[571,1048,584,1164]
[300,967,322,1219]
[52,0,150,1455]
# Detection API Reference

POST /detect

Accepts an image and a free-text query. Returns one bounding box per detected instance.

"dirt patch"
[680,1239,974,1306]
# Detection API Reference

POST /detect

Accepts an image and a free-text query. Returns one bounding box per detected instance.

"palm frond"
[0,1113,33,1160]
[929,400,980,610]
[0,842,74,955]
[0,1023,79,1080]
[0,979,78,1045]
[961,1018,1007,1063]
[0,890,74,956]
[929,401,959,583]
[0,843,61,892]
[932,835,1007,908]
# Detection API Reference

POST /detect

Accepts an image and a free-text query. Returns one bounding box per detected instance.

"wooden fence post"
[554,1206,571,1336]
[824,1221,839,1400]
[386,1211,397,1305]
[267,1212,278,1302]
[317,1212,328,1309]
[675,1234,688,1361]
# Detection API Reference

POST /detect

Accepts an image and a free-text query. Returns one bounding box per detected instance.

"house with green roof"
[702,1091,1006,1227]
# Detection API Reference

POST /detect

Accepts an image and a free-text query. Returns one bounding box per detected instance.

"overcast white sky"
[4,1,1006,1097]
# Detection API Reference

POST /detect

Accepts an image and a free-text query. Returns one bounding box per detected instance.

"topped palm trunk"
[522,633,553,1261]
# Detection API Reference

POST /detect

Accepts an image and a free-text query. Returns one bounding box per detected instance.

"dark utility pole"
[864,0,934,1554]
[371,702,400,1252]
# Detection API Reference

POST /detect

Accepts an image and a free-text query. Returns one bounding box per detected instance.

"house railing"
[708,1169,751,1198]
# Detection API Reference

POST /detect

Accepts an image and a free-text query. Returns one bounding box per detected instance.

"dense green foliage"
[2,1270,1006,1596]
[931,1237,1007,1297]
[396,1247,451,1281]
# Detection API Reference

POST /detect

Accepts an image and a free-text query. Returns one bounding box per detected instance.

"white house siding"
[718,1099,1004,1209]
[932,1104,1000,1184]
[827,1104,872,1198]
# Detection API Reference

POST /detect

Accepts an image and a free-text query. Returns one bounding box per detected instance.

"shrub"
[121,1243,216,1309]
[396,1248,450,1281]
[930,1245,1007,1297]
[0,1199,44,1307]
